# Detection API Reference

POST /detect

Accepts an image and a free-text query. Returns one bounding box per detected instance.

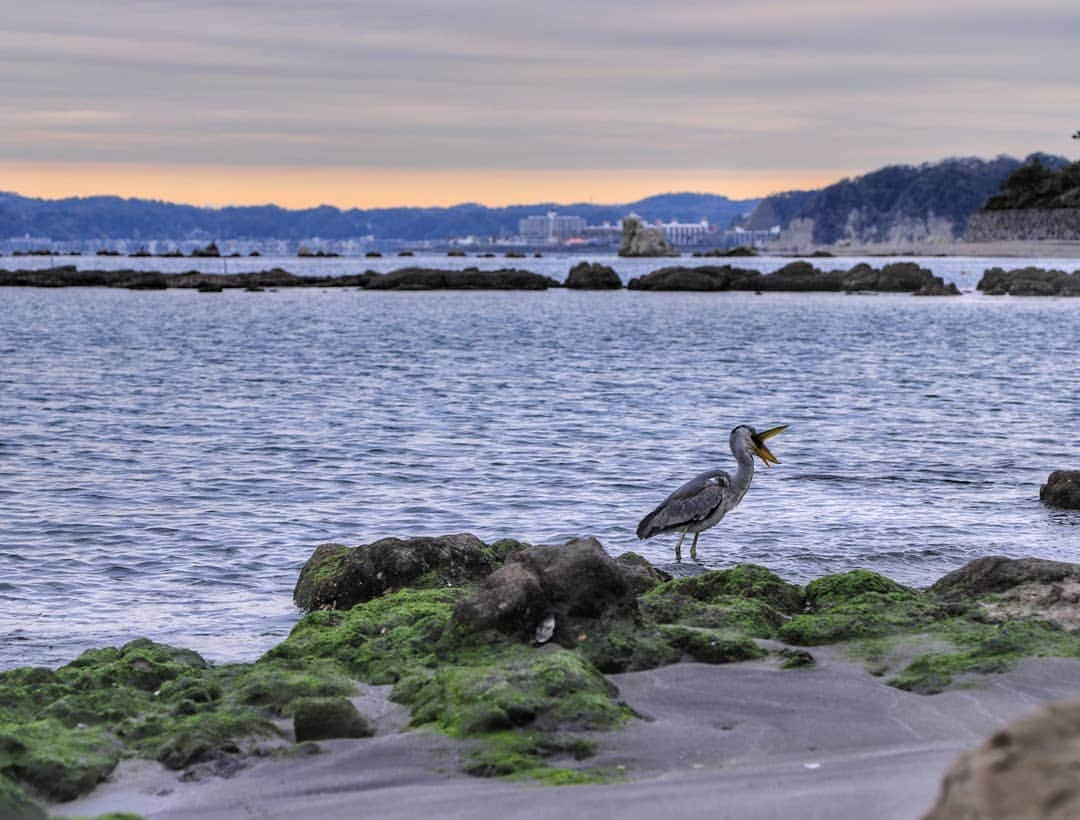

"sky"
[1,0,1078,208]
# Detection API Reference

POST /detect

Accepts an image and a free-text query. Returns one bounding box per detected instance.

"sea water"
[1,255,1078,668]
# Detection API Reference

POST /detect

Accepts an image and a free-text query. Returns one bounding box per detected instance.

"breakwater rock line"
[5,533,1080,816]
[1,261,964,293]
[977,266,1080,296]
[627,260,959,294]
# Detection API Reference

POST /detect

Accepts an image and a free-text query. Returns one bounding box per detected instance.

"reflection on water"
[1,270,1078,668]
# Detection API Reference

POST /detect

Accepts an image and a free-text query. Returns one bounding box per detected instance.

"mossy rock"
[270,587,516,685]
[0,775,46,820]
[778,572,940,646]
[640,592,785,637]
[778,648,816,669]
[462,731,614,784]
[648,564,803,614]
[0,720,121,802]
[293,534,505,611]
[394,648,629,736]
[804,570,908,608]
[574,620,682,673]
[292,697,374,741]
[57,639,208,693]
[226,659,355,715]
[658,626,766,664]
[148,708,277,770]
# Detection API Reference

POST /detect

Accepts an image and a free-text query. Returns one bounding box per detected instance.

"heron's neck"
[731,446,755,498]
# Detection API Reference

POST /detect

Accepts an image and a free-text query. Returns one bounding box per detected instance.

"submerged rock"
[1041,470,1080,509]
[564,261,622,289]
[923,695,1080,819]
[362,267,558,290]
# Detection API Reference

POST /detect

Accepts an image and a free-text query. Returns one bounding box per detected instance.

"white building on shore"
[517,211,587,244]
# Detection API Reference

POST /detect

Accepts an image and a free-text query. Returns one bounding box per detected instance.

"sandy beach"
[54,649,1080,820]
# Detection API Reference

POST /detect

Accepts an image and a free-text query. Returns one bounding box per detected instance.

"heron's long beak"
[753,425,788,467]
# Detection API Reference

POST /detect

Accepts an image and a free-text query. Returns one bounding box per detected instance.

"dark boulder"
[977,267,1080,296]
[292,697,373,741]
[293,533,508,611]
[564,261,622,289]
[1040,470,1080,509]
[453,537,640,641]
[363,267,558,290]
[627,265,758,291]
[930,556,1080,597]
[736,260,843,291]
[923,695,1080,819]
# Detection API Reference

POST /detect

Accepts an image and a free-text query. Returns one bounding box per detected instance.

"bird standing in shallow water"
[636,425,788,562]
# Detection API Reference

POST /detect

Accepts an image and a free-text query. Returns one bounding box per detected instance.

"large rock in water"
[564,261,622,289]
[362,266,558,290]
[1041,470,1080,509]
[618,216,678,257]
[293,534,516,610]
[922,696,1080,819]
[627,264,759,291]
[453,537,650,642]
[977,267,1080,296]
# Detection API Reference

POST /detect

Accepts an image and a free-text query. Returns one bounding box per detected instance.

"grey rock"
[1041,470,1080,509]
[922,695,1080,819]
[930,556,1080,597]
[618,216,679,257]
[564,261,622,289]
[363,266,557,290]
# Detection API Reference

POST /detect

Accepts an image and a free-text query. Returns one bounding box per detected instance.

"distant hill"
[982,157,1080,210]
[0,191,758,242]
[739,154,1070,245]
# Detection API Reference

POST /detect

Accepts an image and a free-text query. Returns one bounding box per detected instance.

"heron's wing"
[636,469,732,538]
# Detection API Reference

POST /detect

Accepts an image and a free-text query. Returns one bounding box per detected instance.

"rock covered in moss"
[0,777,46,820]
[1040,470,1080,509]
[778,569,939,645]
[292,697,373,741]
[452,537,639,641]
[923,695,1080,819]
[931,556,1080,597]
[294,533,515,611]
[0,720,121,801]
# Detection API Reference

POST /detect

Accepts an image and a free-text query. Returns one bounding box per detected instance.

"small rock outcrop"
[1041,470,1080,509]
[453,537,645,641]
[627,264,758,291]
[930,556,1080,597]
[564,261,622,289]
[922,695,1080,820]
[293,534,517,611]
[618,216,678,257]
[363,267,558,290]
[977,267,1080,296]
[292,697,374,741]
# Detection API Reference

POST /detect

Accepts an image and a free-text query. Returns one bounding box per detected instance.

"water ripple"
[1,263,1079,668]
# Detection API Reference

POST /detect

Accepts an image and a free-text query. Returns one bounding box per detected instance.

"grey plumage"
[636,424,787,561]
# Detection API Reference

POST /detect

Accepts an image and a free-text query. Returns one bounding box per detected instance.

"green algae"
[647,564,803,614]
[777,571,941,645]
[887,619,1080,694]
[0,774,46,820]
[778,648,816,669]
[292,697,374,741]
[462,731,621,785]
[0,720,120,802]
[395,648,630,737]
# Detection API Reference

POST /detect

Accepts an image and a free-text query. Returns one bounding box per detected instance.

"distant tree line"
[983,157,1080,210]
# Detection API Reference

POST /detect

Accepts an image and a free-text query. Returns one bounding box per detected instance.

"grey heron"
[636,425,788,561]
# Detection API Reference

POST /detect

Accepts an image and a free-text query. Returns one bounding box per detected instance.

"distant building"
[658,218,711,246]
[518,211,586,244]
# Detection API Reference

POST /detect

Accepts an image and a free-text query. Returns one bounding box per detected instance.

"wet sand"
[55,650,1080,820]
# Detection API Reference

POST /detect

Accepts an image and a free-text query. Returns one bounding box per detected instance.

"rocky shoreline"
[5,535,1080,818]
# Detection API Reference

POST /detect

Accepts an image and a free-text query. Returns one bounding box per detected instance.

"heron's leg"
[674,529,687,562]
[690,532,700,561]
